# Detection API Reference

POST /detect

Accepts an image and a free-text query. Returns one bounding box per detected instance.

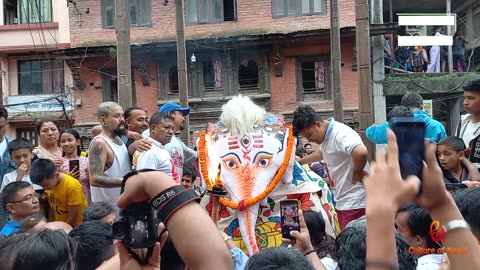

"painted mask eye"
[257,157,270,167]
[225,160,237,169]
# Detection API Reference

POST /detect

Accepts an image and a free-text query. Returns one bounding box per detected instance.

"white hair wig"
[220,95,266,136]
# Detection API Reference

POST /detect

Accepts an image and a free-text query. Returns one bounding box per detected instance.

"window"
[16,128,37,146]
[238,59,259,89]
[187,0,236,24]
[102,0,151,28]
[272,0,323,18]
[4,0,52,25]
[203,60,223,90]
[168,65,179,94]
[296,57,330,101]
[18,60,64,95]
[102,74,118,102]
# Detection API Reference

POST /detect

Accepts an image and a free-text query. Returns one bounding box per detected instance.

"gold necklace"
[39,145,63,159]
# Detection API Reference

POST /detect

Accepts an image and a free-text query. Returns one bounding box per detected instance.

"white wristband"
[442,220,471,234]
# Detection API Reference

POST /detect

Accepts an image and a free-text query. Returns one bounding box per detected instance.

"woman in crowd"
[60,128,91,204]
[32,120,63,168]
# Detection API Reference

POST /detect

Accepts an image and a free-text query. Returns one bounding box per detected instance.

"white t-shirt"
[132,137,180,183]
[320,119,367,211]
[462,120,480,147]
[320,256,338,270]
[1,171,43,191]
[0,139,7,159]
[416,254,443,270]
[165,135,197,178]
[142,130,197,178]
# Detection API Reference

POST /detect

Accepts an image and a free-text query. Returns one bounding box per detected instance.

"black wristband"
[149,186,199,223]
[303,250,316,256]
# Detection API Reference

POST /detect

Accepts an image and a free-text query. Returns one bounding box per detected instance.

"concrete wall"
[73,57,159,125]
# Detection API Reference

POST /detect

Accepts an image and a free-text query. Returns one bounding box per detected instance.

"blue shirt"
[366,110,447,144]
[0,220,20,236]
[231,248,249,270]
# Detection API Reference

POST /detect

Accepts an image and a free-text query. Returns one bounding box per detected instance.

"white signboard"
[397,14,455,46]
[423,100,433,118]
[6,94,73,113]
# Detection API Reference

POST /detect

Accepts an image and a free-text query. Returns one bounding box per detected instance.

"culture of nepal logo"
[408,221,467,255]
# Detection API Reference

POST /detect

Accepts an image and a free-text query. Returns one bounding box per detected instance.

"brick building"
[0,0,73,142]
[62,0,362,146]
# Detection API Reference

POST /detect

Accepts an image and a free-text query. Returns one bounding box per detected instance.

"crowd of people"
[384,27,470,73]
[0,76,478,269]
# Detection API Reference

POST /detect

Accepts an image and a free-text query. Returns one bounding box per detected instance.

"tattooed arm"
[88,139,123,188]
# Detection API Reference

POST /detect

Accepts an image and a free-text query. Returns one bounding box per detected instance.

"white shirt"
[89,135,132,205]
[1,171,43,191]
[132,137,180,183]
[416,254,442,270]
[165,135,197,178]
[462,120,480,147]
[320,256,338,270]
[320,119,367,211]
[0,139,7,159]
[142,130,197,178]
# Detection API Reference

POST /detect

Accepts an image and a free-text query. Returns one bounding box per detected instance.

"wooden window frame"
[272,0,325,18]
[296,56,331,102]
[102,0,151,29]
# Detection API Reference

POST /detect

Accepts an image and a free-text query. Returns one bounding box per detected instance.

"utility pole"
[330,0,344,122]
[175,0,189,144]
[371,0,386,154]
[355,0,374,161]
[115,0,133,109]
[446,0,454,73]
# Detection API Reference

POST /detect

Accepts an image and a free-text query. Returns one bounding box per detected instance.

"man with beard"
[92,106,149,156]
[88,102,132,205]
[142,102,197,178]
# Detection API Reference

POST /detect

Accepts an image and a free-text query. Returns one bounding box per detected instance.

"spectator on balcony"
[395,35,412,72]
[427,26,446,73]
[384,35,394,74]
[453,29,468,72]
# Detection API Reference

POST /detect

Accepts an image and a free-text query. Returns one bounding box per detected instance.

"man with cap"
[142,102,197,178]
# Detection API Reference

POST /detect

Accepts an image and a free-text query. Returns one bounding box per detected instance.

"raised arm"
[117,171,233,270]
[88,139,122,188]
[299,149,323,165]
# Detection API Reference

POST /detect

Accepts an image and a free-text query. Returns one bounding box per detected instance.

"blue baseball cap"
[159,102,190,115]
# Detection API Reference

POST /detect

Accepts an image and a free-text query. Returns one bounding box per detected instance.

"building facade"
[0,0,73,143]
[64,0,361,146]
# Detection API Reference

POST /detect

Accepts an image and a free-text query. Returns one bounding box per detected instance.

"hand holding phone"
[389,117,426,180]
[280,200,300,239]
[69,160,80,172]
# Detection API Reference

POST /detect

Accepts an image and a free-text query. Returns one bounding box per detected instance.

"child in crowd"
[1,139,42,191]
[437,136,470,184]
[30,159,88,227]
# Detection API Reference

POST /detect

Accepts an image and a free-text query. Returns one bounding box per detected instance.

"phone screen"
[129,215,152,244]
[390,118,425,180]
[280,200,300,239]
[69,160,80,171]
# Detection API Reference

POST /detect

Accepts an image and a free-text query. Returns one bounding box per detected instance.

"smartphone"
[280,200,300,239]
[389,117,426,180]
[69,160,80,172]
[112,202,158,249]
